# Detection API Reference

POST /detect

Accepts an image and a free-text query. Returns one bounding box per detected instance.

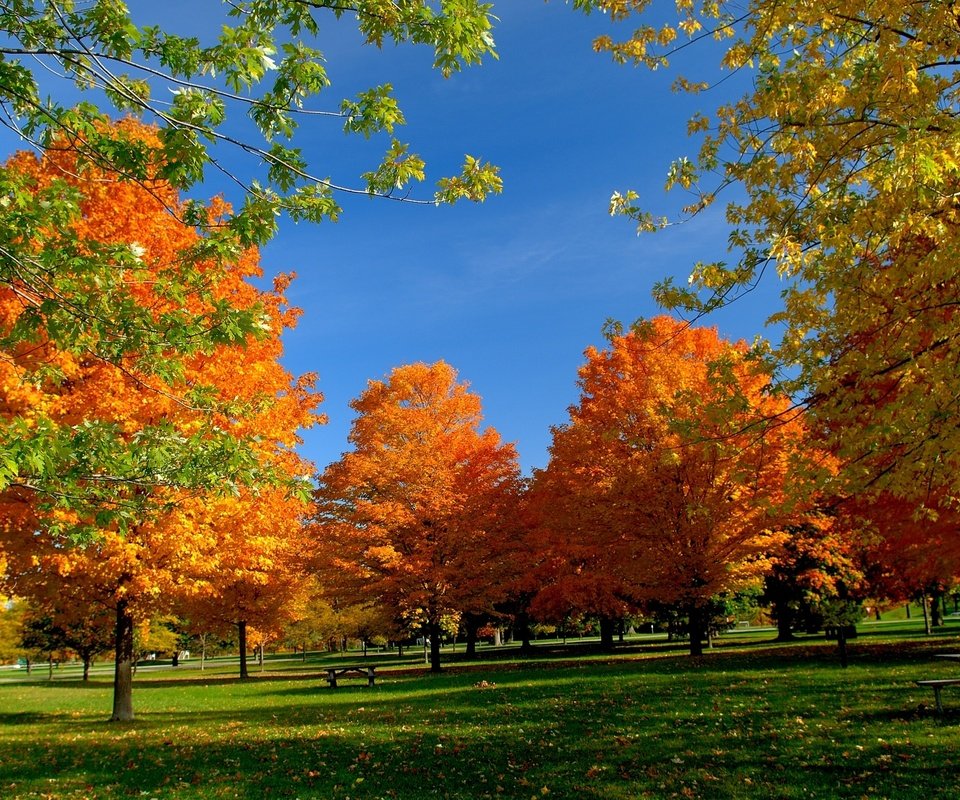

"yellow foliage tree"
[576,0,960,510]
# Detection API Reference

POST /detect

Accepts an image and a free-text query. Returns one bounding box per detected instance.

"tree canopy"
[0,1,500,518]
[576,0,960,510]
[313,361,521,672]
[531,316,804,655]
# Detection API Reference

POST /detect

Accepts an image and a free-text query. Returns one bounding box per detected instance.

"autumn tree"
[0,597,28,666]
[762,516,864,642]
[533,316,803,655]
[183,479,316,680]
[575,0,960,510]
[0,123,321,720]
[314,361,521,672]
[851,493,960,634]
[0,1,501,517]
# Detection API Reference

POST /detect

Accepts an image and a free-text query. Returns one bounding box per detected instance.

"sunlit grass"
[2,629,960,799]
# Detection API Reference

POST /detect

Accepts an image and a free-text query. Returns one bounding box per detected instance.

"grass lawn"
[2,630,960,799]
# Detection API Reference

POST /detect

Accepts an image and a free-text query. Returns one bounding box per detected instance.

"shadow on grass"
[2,680,958,800]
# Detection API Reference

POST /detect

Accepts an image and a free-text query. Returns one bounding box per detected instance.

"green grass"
[2,631,960,799]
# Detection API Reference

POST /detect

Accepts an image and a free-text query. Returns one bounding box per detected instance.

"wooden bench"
[915,679,960,714]
[325,665,377,688]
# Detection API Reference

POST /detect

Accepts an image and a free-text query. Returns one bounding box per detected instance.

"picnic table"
[325,665,377,688]
[915,654,960,713]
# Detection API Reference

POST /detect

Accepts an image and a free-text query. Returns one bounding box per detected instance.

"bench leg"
[328,678,337,688]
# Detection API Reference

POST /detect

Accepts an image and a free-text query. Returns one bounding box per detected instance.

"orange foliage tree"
[531,317,804,655]
[182,476,316,680]
[0,122,321,719]
[849,493,960,633]
[313,361,521,672]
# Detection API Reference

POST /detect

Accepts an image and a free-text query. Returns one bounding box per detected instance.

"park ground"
[2,619,960,800]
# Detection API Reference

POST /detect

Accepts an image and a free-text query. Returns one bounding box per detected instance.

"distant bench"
[915,679,960,714]
[325,665,377,688]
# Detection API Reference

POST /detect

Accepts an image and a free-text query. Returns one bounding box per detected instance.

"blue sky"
[6,1,781,476]
[259,1,776,475]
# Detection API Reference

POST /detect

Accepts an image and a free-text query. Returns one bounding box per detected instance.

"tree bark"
[428,619,442,673]
[931,591,944,627]
[775,612,795,642]
[516,610,533,654]
[599,616,616,650]
[238,621,250,680]
[464,613,482,658]
[110,598,135,721]
[921,595,932,635]
[688,606,705,657]
[82,654,91,682]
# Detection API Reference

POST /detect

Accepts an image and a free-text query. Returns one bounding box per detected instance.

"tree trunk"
[836,627,849,668]
[238,621,250,680]
[200,634,207,671]
[428,619,442,673]
[464,614,482,658]
[110,598,135,721]
[82,654,91,682]
[599,616,616,650]
[397,642,404,657]
[172,650,180,667]
[932,592,944,627]
[688,606,705,657]
[302,641,307,662]
[905,603,911,619]
[493,628,502,647]
[516,610,533,654]
[48,657,54,680]
[921,595,932,635]
[618,618,625,643]
[774,609,795,642]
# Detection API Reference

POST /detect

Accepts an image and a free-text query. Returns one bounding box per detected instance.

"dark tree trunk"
[618,618,625,643]
[688,606,705,657]
[302,641,307,662]
[238,621,250,680]
[921,595,932,635]
[428,619,442,673]
[82,653,91,682]
[397,642,404,657]
[599,617,616,650]
[110,598,135,721]
[774,606,795,642]
[464,613,482,658]
[172,651,180,667]
[516,610,533,654]
[932,592,944,627]
[905,603,911,619]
